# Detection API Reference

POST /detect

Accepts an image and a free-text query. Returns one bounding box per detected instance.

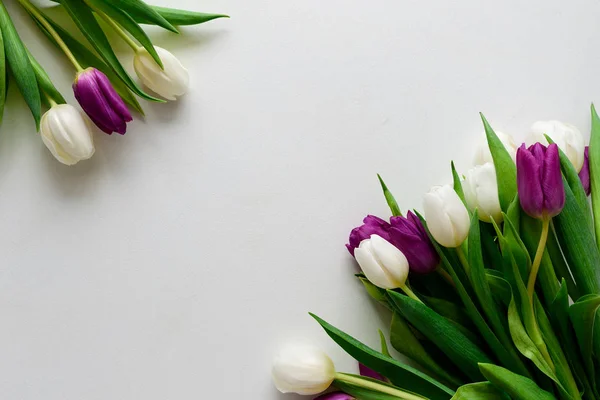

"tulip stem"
[17,0,83,72]
[455,246,470,275]
[436,267,455,288]
[334,373,428,400]
[527,218,550,302]
[90,6,143,53]
[400,284,423,303]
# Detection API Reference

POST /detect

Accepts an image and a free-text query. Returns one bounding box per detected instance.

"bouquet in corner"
[272,109,600,400]
[0,0,227,165]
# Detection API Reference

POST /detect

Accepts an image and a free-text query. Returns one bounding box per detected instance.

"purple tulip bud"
[359,363,385,381]
[389,211,439,274]
[517,143,565,219]
[314,392,354,400]
[579,146,590,196]
[73,68,132,135]
[346,215,391,256]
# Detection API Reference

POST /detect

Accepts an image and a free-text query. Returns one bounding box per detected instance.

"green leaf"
[359,276,388,303]
[390,312,463,388]
[553,176,600,296]
[387,290,492,381]
[550,282,597,399]
[508,298,555,379]
[480,113,517,211]
[27,50,66,106]
[59,0,162,102]
[546,134,590,217]
[534,297,580,400]
[0,1,41,128]
[451,161,466,205]
[335,374,428,400]
[151,6,229,26]
[100,0,177,32]
[0,24,6,124]
[421,212,532,380]
[310,313,455,399]
[87,0,163,68]
[486,272,512,307]
[378,329,391,358]
[479,363,556,400]
[553,286,596,393]
[451,382,509,400]
[469,212,527,378]
[421,295,473,330]
[570,295,600,386]
[547,223,580,301]
[33,12,144,114]
[589,104,600,250]
[377,174,402,216]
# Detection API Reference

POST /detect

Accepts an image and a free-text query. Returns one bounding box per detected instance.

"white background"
[0,0,598,398]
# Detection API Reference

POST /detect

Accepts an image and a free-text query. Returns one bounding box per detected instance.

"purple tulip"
[359,363,385,381]
[346,215,391,256]
[579,146,590,196]
[314,392,354,400]
[517,143,565,219]
[389,211,439,274]
[73,68,132,135]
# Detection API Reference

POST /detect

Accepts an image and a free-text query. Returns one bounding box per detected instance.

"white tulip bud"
[473,130,518,166]
[40,104,95,166]
[423,185,470,248]
[134,46,189,101]
[528,120,585,172]
[462,163,503,223]
[354,235,409,289]
[272,343,335,395]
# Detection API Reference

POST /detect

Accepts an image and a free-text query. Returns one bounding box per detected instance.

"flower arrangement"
[273,109,600,400]
[0,0,227,165]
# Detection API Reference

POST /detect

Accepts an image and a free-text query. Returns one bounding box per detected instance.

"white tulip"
[354,235,409,289]
[40,104,95,166]
[272,343,335,395]
[462,163,503,223]
[528,120,585,172]
[473,130,518,166]
[423,185,470,248]
[134,46,189,101]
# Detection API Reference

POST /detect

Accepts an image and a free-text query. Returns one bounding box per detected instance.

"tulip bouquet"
[0,0,226,165]
[272,109,600,400]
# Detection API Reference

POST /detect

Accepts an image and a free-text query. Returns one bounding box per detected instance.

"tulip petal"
[314,392,353,400]
[580,147,591,196]
[423,188,459,248]
[355,241,395,289]
[370,235,409,287]
[542,144,565,217]
[517,143,544,218]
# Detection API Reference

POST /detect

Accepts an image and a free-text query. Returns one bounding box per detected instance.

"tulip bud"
[517,143,565,219]
[346,215,392,256]
[354,235,409,289]
[389,211,439,274]
[580,146,590,196]
[134,47,189,101]
[73,68,132,135]
[272,343,335,395]
[462,163,503,223]
[473,130,518,165]
[529,120,585,172]
[423,185,470,248]
[40,104,95,165]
